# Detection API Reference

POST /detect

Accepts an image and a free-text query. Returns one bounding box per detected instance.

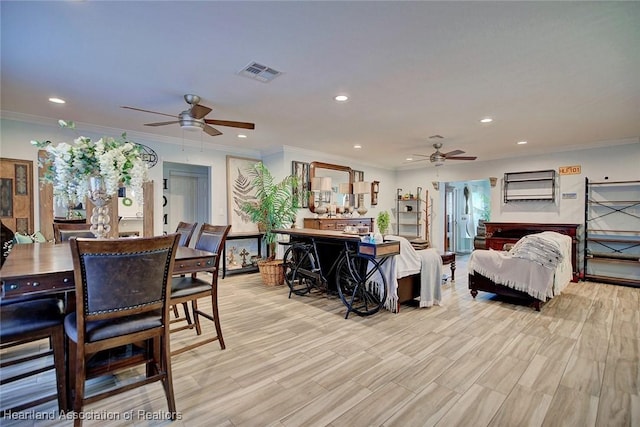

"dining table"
[1,241,216,305]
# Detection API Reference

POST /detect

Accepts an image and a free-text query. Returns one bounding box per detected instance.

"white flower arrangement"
[31,121,149,207]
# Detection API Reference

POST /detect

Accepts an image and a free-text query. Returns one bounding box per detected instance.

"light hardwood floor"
[2,256,639,426]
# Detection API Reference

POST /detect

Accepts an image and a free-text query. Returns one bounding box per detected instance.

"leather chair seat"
[171,276,212,298]
[65,311,162,343]
[1,298,64,340]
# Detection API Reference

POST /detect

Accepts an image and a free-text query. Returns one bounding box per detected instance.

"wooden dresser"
[484,222,581,281]
[303,217,374,232]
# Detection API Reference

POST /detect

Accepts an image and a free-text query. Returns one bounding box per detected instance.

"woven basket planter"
[258,259,284,286]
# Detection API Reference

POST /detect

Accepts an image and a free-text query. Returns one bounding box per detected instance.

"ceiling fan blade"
[405,158,430,163]
[447,156,477,161]
[121,106,177,118]
[443,149,465,157]
[144,120,180,127]
[411,154,431,158]
[203,125,223,136]
[190,104,212,120]
[204,119,255,130]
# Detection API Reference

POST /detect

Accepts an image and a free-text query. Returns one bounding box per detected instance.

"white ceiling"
[2,1,639,169]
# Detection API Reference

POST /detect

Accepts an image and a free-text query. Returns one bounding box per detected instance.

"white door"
[163,163,209,236]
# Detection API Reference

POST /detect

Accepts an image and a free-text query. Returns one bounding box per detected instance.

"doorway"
[162,162,210,237]
[444,179,490,254]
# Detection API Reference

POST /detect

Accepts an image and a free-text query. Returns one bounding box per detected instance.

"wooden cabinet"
[504,170,556,203]
[584,178,639,287]
[484,222,580,281]
[303,217,373,232]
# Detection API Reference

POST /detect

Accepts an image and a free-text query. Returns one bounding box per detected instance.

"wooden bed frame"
[468,222,580,311]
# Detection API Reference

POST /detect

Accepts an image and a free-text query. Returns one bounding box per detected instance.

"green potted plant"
[241,162,300,285]
[377,210,391,236]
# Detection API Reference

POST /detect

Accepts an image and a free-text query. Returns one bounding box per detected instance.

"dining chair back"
[65,234,180,426]
[53,223,94,243]
[175,221,197,247]
[170,224,231,355]
[0,297,67,413]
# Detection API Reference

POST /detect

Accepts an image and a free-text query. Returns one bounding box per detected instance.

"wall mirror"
[308,161,354,213]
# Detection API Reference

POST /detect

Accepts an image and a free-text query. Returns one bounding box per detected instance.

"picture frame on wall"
[226,155,261,233]
[291,161,309,208]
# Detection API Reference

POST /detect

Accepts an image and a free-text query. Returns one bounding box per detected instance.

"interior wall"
[0,117,397,235]
[396,142,640,251]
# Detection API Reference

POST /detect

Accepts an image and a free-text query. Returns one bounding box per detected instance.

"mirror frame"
[308,161,354,213]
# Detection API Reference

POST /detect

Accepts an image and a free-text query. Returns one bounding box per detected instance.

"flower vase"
[87,176,112,238]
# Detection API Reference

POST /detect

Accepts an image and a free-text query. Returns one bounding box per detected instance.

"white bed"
[468,231,573,309]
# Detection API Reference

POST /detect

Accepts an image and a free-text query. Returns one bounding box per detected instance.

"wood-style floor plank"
[2,255,639,426]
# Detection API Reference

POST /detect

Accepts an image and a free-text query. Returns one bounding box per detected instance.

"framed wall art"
[226,155,261,233]
[291,161,309,208]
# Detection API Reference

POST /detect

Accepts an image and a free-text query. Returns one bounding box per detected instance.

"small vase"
[87,176,112,238]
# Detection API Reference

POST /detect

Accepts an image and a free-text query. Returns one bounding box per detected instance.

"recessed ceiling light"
[334,95,349,102]
[353,144,361,149]
[406,157,413,161]
[480,117,493,123]
[237,134,247,138]
[49,97,65,104]
[517,140,528,145]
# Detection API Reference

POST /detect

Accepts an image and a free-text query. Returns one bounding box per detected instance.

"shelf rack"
[503,170,556,203]
[395,187,422,240]
[583,178,640,287]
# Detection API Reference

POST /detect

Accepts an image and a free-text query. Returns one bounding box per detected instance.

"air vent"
[237,62,282,83]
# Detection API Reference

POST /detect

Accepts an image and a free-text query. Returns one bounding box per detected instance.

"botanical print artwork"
[291,161,309,208]
[226,156,260,233]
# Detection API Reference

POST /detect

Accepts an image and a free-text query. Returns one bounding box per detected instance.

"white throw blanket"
[369,235,443,312]
[468,231,572,300]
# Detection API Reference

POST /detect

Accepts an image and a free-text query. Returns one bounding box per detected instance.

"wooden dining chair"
[172,221,198,319]
[65,234,180,426]
[175,221,197,247]
[0,297,67,413]
[170,224,231,355]
[53,223,94,243]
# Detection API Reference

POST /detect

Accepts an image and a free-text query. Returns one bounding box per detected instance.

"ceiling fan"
[412,142,477,166]
[121,94,255,137]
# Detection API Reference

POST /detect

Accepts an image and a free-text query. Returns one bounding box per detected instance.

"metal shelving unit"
[583,178,640,286]
[504,170,556,203]
[395,187,421,240]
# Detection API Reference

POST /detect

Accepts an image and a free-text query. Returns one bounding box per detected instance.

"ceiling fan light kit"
[410,142,477,166]
[122,94,255,137]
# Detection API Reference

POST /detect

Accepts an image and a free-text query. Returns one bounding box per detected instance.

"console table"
[222,232,266,278]
[303,217,373,232]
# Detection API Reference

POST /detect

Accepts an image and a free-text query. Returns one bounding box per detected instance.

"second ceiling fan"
[122,94,255,137]
[412,142,477,166]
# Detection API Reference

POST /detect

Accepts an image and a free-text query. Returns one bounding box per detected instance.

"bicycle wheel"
[335,254,387,318]
[283,243,319,297]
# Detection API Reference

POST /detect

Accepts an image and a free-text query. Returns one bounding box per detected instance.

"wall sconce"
[489,177,498,187]
[432,181,439,191]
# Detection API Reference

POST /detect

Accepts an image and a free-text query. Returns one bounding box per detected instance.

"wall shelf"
[503,170,556,203]
[583,178,640,287]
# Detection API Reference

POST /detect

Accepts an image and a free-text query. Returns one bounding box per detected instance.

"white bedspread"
[468,231,572,300]
[369,235,443,312]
